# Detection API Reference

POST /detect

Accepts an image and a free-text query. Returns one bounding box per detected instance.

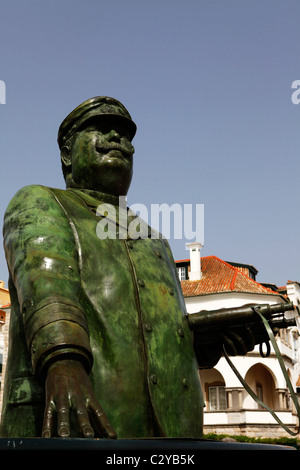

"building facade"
[176,243,300,438]
[0,282,10,415]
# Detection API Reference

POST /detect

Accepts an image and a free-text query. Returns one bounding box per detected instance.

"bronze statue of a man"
[0,97,263,438]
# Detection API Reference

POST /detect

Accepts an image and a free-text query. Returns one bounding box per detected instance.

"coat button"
[182,378,189,388]
[150,374,158,385]
[22,298,33,316]
[138,279,145,287]
[168,288,174,296]
[144,323,152,332]
[154,249,162,258]
[177,328,185,338]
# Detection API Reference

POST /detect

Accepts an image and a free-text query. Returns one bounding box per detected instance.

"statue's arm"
[3,185,116,438]
[3,184,92,377]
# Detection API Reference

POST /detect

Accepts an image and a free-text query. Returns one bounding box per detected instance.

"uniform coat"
[1,184,204,437]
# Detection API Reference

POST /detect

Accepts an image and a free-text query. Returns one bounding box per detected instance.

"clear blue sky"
[0,0,300,287]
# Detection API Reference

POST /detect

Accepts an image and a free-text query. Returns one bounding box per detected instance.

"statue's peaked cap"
[57,96,137,148]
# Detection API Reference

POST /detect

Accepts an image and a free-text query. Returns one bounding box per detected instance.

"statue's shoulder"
[5,184,65,215]
[11,184,63,197]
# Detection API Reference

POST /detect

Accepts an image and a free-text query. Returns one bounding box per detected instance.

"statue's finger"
[57,406,71,437]
[42,402,55,438]
[76,408,95,438]
[90,405,117,439]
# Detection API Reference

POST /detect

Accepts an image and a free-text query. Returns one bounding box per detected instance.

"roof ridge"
[229,269,238,291]
[232,265,278,294]
[181,255,280,295]
[209,256,279,295]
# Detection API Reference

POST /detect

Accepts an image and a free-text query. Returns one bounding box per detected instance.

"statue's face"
[64,118,135,196]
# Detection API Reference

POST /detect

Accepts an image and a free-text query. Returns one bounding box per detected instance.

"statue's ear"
[61,145,72,169]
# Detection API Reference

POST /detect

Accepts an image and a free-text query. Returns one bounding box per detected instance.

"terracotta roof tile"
[179,256,279,297]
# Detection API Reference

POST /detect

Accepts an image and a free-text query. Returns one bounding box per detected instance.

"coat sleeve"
[3,185,93,378]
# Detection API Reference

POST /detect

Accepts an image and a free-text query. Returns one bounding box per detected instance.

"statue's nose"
[107,130,121,142]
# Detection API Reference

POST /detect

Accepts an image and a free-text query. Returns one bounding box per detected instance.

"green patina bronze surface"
[0,97,204,438]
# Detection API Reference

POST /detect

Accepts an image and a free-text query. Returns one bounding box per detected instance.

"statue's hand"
[42,359,117,439]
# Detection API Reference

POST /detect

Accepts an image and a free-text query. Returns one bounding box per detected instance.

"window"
[293,332,298,361]
[177,267,186,281]
[285,392,291,410]
[279,328,291,347]
[208,386,227,410]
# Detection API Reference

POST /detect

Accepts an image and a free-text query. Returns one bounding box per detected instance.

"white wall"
[185,291,285,314]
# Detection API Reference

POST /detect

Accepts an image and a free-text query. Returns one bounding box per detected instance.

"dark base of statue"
[0,437,296,453]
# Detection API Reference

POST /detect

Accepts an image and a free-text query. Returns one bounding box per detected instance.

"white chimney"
[186,242,203,281]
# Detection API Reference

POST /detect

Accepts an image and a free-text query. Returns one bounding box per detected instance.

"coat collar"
[65,187,157,240]
[67,188,120,207]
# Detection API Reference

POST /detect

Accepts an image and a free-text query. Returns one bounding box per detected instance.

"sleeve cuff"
[24,301,93,377]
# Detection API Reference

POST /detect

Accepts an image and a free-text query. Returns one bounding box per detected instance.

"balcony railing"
[204,409,297,426]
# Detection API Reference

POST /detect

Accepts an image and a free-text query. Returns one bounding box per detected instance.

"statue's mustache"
[96,141,134,157]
